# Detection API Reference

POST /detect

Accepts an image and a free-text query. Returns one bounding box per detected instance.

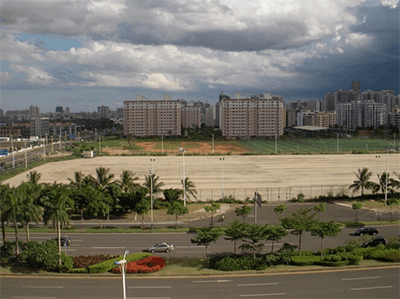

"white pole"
[162,134,164,155]
[183,151,186,206]
[99,135,101,155]
[376,155,380,184]
[275,134,277,153]
[385,149,388,206]
[337,133,339,153]
[150,170,153,230]
[11,135,15,168]
[24,142,27,168]
[220,158,225,200]
[43,137,46,161]
[212,134,214,154]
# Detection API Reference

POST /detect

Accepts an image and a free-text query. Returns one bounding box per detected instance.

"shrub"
[381,251,400,263]
[291,255,320,266]
[69,268,88,273]
[73,254,116,268]
[113,256,166,274]
[59,254,74,272]
[209,255,268,271]
[88,253,151,273]
[23,240,60,270]
[1,241,19,263]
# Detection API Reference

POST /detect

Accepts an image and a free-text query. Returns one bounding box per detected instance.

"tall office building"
[219,93,284,137]
[123,94,181,136]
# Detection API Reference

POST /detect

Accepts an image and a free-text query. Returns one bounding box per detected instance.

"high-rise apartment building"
[123,94,181,136]
[337,100,386,130]
[317,111,337,127]
[219,93,284,137]
[29,105,40,116]
[181,105,201,128]
[30,115,49,137]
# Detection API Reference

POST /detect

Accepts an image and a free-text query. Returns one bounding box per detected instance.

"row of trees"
[0,168,197,264]
[349,167,400,200]
[191,205,341,265]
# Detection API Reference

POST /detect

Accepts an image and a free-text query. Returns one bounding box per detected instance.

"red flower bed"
[113,256,166,274]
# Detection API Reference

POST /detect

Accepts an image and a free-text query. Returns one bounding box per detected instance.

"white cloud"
[380,0,399,9]
[10,64,56,86]
[0,32,44,63]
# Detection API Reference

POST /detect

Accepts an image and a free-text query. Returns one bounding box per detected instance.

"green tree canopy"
[191,228,223,265]
[239,224,270,259]
[349,167,375,197]
[224,219,247,254]
[311,220,341,258]
[235,205,252,222]
[167,201,188,229]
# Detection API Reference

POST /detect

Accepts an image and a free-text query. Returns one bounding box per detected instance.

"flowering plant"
[113,256,166,274]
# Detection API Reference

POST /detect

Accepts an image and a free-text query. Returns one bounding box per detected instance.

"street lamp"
[375,155,380,184]
[220,158,225,200]
[179,148,187,206]
[385,149,388,206]
[150,158,155,173]
[115,250,129,299]
[149,170,154,230]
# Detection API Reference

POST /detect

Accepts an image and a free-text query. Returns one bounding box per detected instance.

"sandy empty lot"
[4,153,399,202]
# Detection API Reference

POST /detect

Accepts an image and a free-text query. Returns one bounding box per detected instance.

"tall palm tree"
[68,171,86,189]
[93,167,115,191]
[17,183,42,242]
[42,183,72,265]
[181,177,198,202]
[376,172,395,198]
[349,167,375,197]
[0,184,13,243]
[117,169,139,193]
[143,174,165,195]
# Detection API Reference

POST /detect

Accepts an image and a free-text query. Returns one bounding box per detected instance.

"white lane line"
[92,247,126,249]
[238,283,279,287]
[12,297,56,299]
[351,286,393,291]
[240,293,287,297]
[176,245,205,248]
[21,286,63,289]
[193,280,232,283]
[128,286,171,289]
[342,276,381,281]
[128,297,171,299]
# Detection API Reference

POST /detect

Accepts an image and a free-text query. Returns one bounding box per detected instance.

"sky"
[0,0,399,113]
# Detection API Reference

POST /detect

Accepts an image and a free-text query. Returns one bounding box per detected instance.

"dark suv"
[363,236,387,247]
[354,227,379,236]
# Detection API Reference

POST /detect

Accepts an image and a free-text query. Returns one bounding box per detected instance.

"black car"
[363,236,387,247]
[51,236,72,246]
[354,227,379,236]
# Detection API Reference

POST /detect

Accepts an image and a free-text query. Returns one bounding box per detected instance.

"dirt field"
[4,154,400,202]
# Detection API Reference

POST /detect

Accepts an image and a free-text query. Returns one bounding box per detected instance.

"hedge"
[88,253,151,273]
[112,256,166,274]
[290,255,321,266]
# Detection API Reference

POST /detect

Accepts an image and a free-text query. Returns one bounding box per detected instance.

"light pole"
[150,158,155,173]
[179,148,187,206]
[149,170,154,230]
[375,155,380,184]
[385,149,388,206]
[115,250,129,299]
[220,158,225,200]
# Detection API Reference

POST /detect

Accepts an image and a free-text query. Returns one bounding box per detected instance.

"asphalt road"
[2,225,399,257]
[1,267,399,298]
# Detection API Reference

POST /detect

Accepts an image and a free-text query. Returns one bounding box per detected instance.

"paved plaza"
[4,154,400,201]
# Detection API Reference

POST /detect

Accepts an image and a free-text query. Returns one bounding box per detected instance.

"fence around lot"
[189,185,369,203]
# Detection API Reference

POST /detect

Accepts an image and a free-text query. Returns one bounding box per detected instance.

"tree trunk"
[175,214,178,230]
[57,221,62,266]
[97,218,103,229]
[80,209,84,221]
[298,232,302,256]
[141,215,144,230]
[320,237,324,259]
[206,245,209,266]
[1,218,6,242]
[234,240,236,254]
[271,240,275,253]
[13,217,19,262]
[26,223,30,242]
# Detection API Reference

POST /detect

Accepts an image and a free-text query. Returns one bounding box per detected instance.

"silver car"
[148,242,174,253]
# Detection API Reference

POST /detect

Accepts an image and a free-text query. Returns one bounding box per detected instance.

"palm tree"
[68,171,86,189]
[349,167,375,197]
[42,183,72,265]
[26,171,42,185]
[376,172,394,197]
[17,183,42,242]
[93,167,115,191]
[143,174,165,195]
[181,177,198,202]
[117,169,139,193]
[0,184,13,243]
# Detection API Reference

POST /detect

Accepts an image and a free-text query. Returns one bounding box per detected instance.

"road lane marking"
[342,276,381,281]
[176,245,205,248]
[21,286,64,289]
[12,297,56,299]
[92,247,126,249]
[351,286,393,291]
[128,286,171,289]
[238,283,279,287]
[128,297,171,299]
[240,293,287,297]
[193,280,232,283]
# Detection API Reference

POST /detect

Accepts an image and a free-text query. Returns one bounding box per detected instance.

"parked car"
[148,242,174,253]
[51,236,72,246]
[363,236,387,247]
[354,227,379,236]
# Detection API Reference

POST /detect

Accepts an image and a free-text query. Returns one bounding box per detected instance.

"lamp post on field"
[375,155,380,184]
[385,149,388,206]
[149,170,154,230]
[179,148,187,206]
[115,250,129,299]
[150,158,155,173]
[220,158,225,200]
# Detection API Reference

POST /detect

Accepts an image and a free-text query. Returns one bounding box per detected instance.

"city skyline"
[1,0,399,112]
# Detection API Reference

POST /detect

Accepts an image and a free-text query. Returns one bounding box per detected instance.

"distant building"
[30,115,49,137]
[123,94,181,136]
[337,100,386,130]
[219,93,284,137]
[29,105,40,116]
[181,105,201,129]
[55,106,64,113]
